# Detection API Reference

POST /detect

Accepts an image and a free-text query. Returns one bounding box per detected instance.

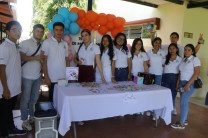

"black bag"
[138,73,155,85]
[194,77,203,88]
[34,102,57,117]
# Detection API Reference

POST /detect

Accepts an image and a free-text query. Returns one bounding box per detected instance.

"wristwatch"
[198,42,201,44]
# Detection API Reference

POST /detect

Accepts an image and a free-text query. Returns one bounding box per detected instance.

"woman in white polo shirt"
[147,37,166,85]
[95,34,117,83]
[114,33,132,81]
[171,44,200,129]
[74,29,106,83]
[161,43,182,115]
[131,38,148,76]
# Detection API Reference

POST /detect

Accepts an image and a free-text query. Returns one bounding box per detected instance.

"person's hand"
[176,85,179,92]
[183,84,190,92]
[45,76,51,86]
[34,55,42,61]
[149,31,155,35]
[128,74,132,81]
[3,88,11,99]
[198,33,204,44]
[111,77,118,84]
[77,60,83,65]
[101,76,107,84]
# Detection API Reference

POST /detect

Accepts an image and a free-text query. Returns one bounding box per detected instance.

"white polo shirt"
[147,49,166,75]
[0,39,21,99]
[42,37,68,82]
[163,56,182,74]
[114,46,131,68]
[101,49,117,67]
[162,44,184,57]
[76,42,100,66]
[179,55,200,81]
[19,37,42,80]
[131,52,149,76]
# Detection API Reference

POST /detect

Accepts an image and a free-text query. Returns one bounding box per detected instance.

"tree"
[32,0,97,39]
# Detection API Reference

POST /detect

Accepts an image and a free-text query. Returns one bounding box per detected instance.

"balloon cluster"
[70,7,126,38]
[47,7,80,36]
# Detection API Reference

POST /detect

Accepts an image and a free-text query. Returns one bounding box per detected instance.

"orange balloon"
[107,14,116,22]
[76,18,82,25]
[85,26,93,31]
[85,20,90,25]
[98,26,108,35]
[106,22,114,31]
[118,26,124,32]
[99,13,106,17]
[70,7,79,13]
[97,15,107,26]
[111,28,119,38]
[93,25,99,31]
[78,9,86,19]
[86,10,98,22]
[90,22,95,27]
[114,17,126,28]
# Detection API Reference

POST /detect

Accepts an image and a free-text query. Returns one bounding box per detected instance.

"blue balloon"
[69,12,78,22]
[69,23,80,35]
[64,29,70,35]
[51,31,54,36]
[64,19,71,29]
[52,14,65,23]
[58,7,70,19]
[47,22,54,31]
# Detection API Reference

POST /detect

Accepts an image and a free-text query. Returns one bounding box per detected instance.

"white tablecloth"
[53,81,173,136]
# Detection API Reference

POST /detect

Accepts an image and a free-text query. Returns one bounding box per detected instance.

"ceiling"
[122,0,208,9]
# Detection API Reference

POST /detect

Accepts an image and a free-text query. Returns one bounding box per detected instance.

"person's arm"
[65,57,70,67]
[183,66,200,92]
[0,65,10,99]
[74,53,82,65]
[42,56,51,86]
[195,33,203,54]
[111,60,117,84]
[127,57,132,81]
[20,52,42,61]
[144,61,149,73]
[150,31,155,43]
[95,54,107,84]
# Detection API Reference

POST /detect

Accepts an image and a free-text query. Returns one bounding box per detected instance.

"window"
[124,24,150,39]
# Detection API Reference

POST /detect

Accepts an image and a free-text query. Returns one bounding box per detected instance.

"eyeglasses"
[171,37,178,39]
[118,37,125,41]
[10,28,22,33]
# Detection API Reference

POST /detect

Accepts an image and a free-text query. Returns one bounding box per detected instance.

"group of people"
[0,20,203,137]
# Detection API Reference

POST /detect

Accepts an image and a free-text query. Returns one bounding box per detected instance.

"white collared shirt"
[42,37,69,82]
[179,55,200,81]
[163,56,182,74]
[76,42,100,65]
[0,38,21,99]
[147,48,166,75]
[162,44,184,57]
[101,48,117,67]
[131,52,148,76]
[114,46,131,68]
[19,37,42,80]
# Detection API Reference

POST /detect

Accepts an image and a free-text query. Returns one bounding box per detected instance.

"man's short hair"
[6,21,22,31]
[170,32,179,38]
[33,24,45,31]
[53,22,64,29]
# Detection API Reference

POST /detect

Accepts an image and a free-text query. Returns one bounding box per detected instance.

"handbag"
[194,77,203,88]
[138,73,155,85]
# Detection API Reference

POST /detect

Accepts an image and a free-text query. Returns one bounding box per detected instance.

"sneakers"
[171,122,185,129]
[8,127,27,137]
[22,120,32,131]
[171,109,177,116]
[29,117,35,123]
[185,120,188,126]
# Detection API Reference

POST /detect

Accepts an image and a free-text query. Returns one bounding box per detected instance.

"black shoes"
[8,127,27,137]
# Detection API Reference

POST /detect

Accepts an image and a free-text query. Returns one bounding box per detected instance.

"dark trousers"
[48,82,57,102]
[115,68,128,81]
[0,95,17,137]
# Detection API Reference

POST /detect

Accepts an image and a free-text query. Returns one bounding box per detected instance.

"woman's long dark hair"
[184,44,196,58]
[100,34,114,61]
[114,33,128,55]
[131,38,146,59]
[152,37,162,47]
[165,43,179,65]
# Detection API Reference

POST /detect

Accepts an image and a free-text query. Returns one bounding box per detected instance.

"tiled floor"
[12,90,208,138]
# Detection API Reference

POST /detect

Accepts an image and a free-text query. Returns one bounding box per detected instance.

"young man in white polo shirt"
[42,22,69,102]
[150,32,203,57]
[0,21,26,137]
[19,24,44,131]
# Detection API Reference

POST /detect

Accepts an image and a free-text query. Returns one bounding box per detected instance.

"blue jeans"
[155,75,162,85]
[20,76,41,121]
[179,80,195,123]
[115,68,128,81]
[161,73,178,108]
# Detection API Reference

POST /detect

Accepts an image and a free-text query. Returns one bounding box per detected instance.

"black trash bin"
[34,102,58,138]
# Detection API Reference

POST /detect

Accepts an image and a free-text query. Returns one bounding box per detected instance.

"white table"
[53,81,173,136]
